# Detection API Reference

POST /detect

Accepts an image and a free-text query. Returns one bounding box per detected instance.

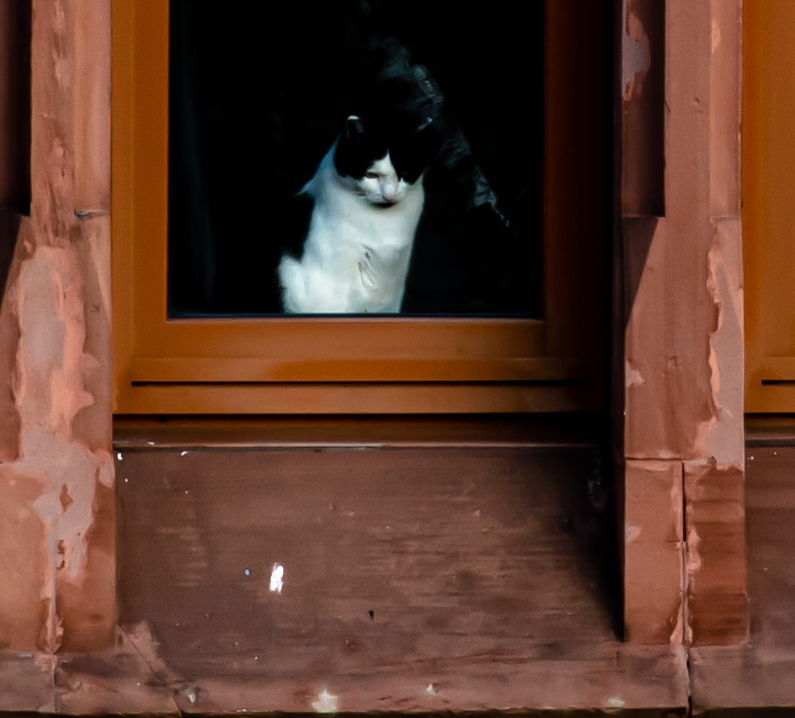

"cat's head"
[333,114,442,206]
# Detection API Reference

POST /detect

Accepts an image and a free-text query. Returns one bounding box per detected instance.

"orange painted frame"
[744,0,795,412]
[112,1,608,414]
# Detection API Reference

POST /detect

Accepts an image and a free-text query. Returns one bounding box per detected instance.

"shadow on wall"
[0,0,31,296]
[117,445,622,678]
[0,213,22,303]
[0,0,31,458]
[0,211,24,463]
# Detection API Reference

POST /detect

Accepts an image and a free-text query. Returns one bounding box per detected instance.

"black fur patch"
[333,76,442,182]
[333,117,389,179]
[278,192,316,260]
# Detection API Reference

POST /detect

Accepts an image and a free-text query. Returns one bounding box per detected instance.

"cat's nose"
[381,181,398,203]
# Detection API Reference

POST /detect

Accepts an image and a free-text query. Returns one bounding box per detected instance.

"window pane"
[168,0,543,316]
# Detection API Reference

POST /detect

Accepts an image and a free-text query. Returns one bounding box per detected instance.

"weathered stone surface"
[0,0,114,653]
[620,0,746,644]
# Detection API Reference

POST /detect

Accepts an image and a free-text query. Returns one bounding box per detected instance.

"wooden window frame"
[744,0,795,413]
[111,0,608,415]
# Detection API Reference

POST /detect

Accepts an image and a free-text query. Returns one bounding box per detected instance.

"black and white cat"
[278,113,440,313]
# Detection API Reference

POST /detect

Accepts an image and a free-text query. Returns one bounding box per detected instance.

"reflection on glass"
[168,1,543,317]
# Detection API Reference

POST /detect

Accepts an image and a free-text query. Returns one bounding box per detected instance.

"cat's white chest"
[279,150,424,314]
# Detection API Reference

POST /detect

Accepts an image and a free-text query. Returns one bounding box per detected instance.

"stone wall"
[621,0,747,644]
[0,0,115,652]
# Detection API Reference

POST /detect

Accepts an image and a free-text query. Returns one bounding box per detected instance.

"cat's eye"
[365,171,379,179]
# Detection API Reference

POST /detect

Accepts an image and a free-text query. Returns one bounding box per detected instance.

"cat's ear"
[344,115,365,139]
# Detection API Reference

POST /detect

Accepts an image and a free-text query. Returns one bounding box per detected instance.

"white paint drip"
[312,688,338,713]
[270,563,284,593]
[607,696,625,709]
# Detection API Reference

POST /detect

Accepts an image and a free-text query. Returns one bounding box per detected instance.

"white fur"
[279,142,424,313]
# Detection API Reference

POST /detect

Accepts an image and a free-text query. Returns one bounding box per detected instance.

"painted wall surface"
[621,0,747,644]
[0,0,115,652]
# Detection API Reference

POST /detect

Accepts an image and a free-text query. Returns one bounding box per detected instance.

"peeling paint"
[686,526,702,582]
[623,1,651,99]
[620,1,746,645]
[8,248,113,578]
[0,0,114,654]
[625,524,641,544]
[695,222,744,470]
[625,361,645,389]
[2,244,113,650]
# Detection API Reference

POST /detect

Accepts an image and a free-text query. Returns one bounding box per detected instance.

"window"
[112,0,610,414]
[167,0,543,318]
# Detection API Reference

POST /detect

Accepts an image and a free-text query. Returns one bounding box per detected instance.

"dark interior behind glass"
[168,0,544,317]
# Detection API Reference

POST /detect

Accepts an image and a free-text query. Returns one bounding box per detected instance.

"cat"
[278,113,441,313]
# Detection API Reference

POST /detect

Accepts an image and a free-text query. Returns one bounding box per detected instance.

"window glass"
[168,0,544,316]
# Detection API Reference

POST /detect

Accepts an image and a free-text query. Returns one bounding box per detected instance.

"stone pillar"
[0,0,115,652]
[620,0,747,644]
